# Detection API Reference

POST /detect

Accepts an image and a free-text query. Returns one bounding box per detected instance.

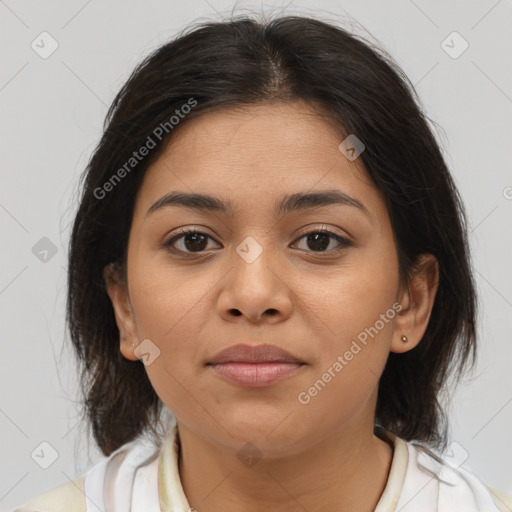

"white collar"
[83,424,503,511]
[376,428,503,511]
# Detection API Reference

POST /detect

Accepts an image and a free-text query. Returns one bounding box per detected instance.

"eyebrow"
[145,189,371,219]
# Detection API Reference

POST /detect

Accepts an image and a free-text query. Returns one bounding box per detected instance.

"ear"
[391,253,439,354]
[103,263,139,361]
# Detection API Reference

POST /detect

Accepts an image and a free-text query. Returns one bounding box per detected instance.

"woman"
[13,13,512,512]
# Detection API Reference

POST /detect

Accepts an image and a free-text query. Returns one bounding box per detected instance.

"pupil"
[307,233,329,251]
[185,233,207,252]
[182,232,331,253]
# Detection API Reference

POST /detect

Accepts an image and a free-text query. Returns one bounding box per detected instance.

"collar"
[158,424,189,511]
[157,424,503,512]
[156,425,410,511]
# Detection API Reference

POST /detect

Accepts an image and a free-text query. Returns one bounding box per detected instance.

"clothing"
[11,424,512,511]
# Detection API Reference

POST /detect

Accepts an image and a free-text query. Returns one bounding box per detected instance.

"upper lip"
[207,344,305,365]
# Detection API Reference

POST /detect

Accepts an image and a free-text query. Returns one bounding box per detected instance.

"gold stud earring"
[401,335,408,343]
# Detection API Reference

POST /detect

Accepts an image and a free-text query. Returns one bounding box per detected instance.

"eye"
[292,227,352,255]
[163,227,219,254]
[162,226,352,255]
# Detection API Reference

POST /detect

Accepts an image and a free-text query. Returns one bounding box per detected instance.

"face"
[105,100,438,457]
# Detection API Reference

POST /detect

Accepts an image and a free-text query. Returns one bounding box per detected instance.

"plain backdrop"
[1,0,511,509]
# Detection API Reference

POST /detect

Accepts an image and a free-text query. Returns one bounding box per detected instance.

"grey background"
[1,0,511,509]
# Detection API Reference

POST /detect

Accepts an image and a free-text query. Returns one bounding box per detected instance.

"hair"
[67,12,477,456]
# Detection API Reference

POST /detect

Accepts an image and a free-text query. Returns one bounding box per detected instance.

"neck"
[176,421,393,512]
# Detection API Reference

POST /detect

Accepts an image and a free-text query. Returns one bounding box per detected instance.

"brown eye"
[293,228,352,254]
[164,228,217,254]
[163,227,352,256]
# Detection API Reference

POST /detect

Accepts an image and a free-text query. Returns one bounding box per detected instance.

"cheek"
[128,259,220,382]
[296,269,398,424]
[309,248,399,364]
[129,259,209,338]
[130,269,207,417]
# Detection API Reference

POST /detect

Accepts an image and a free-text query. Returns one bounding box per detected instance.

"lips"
[209,362,305,388]
[206,344,306,388]
[207,343,305,365]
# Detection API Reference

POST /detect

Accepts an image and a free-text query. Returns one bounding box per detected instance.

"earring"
[401,335,408,343]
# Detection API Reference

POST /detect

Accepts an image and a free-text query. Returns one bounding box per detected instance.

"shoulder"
[485,485,512,512]
[11,433,164,512]
[410,441,512,511]
[11,475,86,512]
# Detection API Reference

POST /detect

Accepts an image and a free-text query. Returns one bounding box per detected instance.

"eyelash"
[162,226,352,256]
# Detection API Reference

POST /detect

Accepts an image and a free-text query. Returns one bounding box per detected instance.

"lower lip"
[208,362,305,388]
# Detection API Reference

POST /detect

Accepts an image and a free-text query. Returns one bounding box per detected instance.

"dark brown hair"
[67,13,477,456]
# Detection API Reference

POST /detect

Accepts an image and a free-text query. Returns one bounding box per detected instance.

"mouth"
[207,343,305,365]
[207,361,306,388]
[206,343,307,388]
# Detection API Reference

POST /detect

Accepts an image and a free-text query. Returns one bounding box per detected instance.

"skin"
[105,100,439,512]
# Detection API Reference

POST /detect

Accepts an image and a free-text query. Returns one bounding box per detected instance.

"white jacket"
[11,424,512,511]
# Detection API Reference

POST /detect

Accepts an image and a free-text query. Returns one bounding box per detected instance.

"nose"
[216,237,293,324]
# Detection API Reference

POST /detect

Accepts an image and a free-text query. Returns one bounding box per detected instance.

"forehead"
[133,101,385,223]
[166,100,348,162]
